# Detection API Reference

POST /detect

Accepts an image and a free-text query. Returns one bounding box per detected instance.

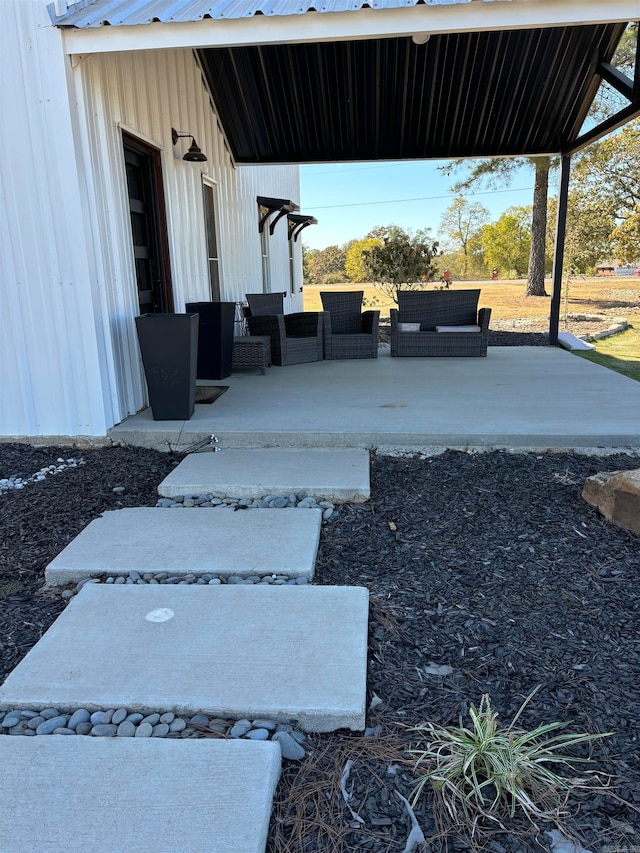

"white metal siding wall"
[75,49,301,422]
[0,1,109,437]
[236,165,303,312]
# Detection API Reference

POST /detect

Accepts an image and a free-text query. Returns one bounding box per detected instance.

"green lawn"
[574,326,640,382]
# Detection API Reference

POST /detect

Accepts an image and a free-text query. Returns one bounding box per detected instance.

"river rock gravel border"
[156,492,339,521]
[61,571,311,599]
[0,457,85,495]
[0,707,311,759]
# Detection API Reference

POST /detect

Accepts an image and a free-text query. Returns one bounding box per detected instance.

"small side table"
[232,336,272,375]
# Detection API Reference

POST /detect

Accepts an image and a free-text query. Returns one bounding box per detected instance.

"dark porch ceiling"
[197,24,627,163]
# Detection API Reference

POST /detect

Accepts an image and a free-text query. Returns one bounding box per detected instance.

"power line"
[305,186,533,210]
[302,162,420,177]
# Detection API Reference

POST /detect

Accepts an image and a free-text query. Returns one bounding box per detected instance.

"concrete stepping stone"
[45,507,321,586]
[157,448,370,502]
[0,736,280,853]
[0,584,369,732]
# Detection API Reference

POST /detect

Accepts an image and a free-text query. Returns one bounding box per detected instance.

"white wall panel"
[235,164,303,312]
[0,1,109,437]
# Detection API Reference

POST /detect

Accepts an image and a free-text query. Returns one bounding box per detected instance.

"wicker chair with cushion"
[390,289,491,357]
[320,291,380,360]
[244,292,324,366]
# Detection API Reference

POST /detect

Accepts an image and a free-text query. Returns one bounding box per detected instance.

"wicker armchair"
[390,290,491,357]
[244,292,324,366]
[320,291,380,360]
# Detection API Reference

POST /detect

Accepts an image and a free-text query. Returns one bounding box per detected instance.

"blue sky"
[299,159,537,251]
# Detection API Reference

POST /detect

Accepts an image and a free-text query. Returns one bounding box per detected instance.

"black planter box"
[135,313,199,420]
[185,301,235,380]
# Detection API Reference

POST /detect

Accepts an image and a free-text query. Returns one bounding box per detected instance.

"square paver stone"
[157,448,370,502]
[45,506,321,585]
[0,584,369,732]
[0,736,280,853]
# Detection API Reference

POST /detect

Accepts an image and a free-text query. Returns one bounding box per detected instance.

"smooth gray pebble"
[68,709,91,730]
[126,713,144,724]
[245,728,270,740]
[91,724,118,737]
[36,716,68,735]
[273,730,305,760]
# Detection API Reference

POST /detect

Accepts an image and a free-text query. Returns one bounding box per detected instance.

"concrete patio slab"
[157,448,370,501]
[45,506,321,586]
[109,348,640,451]
[0,736,280,853]
[0,584,369,732]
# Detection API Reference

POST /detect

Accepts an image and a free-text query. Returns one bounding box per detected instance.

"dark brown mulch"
[488,331,549,347]
[1,444,639,852]
[292,451,640,853]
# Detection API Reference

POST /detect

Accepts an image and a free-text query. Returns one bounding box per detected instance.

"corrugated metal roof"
[197,24,626,161]
[49,0,631,164]
[50,0,507,27]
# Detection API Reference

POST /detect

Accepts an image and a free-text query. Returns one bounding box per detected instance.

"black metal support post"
[549,154,571,346]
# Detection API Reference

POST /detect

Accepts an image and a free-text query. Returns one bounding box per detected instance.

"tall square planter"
[135,313,199,420]
[185,302,235,380]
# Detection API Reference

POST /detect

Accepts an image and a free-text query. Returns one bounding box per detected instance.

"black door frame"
[122,132,174,314]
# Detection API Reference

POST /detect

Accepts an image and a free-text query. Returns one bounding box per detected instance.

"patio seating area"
[110,347,640,452]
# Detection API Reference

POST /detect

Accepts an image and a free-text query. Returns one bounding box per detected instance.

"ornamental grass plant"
[408,689,611,839]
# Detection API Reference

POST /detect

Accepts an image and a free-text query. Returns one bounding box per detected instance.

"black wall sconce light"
[171,127,207,162]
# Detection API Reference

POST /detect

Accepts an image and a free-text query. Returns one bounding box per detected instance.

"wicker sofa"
[390,290,491,357]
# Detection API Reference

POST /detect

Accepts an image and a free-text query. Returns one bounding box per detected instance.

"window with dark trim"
[288,234,296,295]
[203,182,220,301]
[259,205,271,293]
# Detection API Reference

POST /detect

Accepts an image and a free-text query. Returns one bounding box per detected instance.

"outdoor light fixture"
[171,127,207,162]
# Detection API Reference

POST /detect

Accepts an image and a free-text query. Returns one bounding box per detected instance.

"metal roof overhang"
[196,24,632,163]
[52,0,640,163]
